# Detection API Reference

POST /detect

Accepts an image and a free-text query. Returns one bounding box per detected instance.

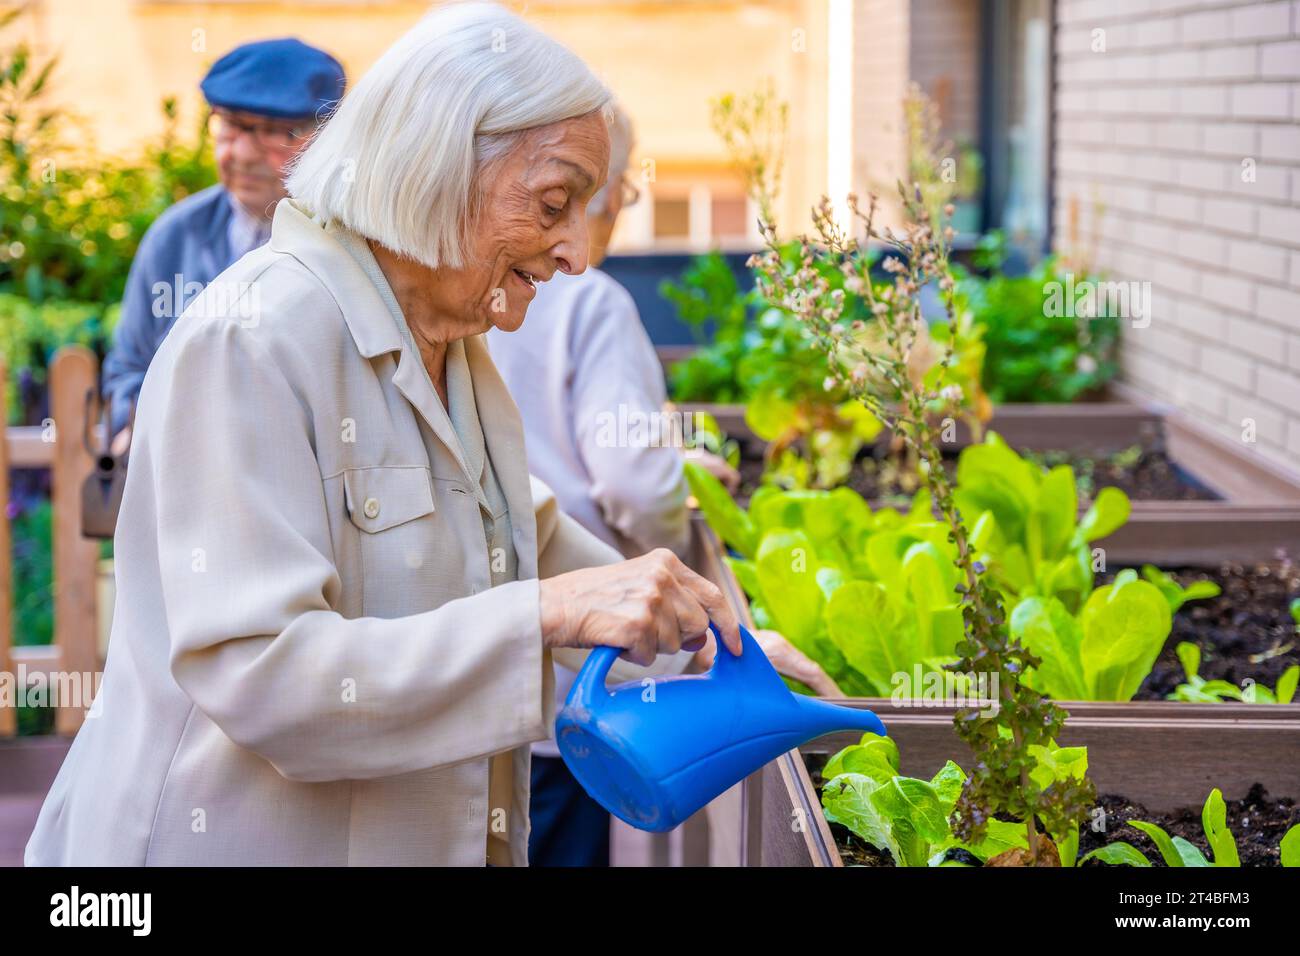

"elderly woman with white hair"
[25,2,739,868]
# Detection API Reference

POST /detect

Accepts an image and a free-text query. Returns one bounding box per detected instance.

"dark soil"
[1122,560,1300,702]
[737,444,1218,506]
[1075,786,1297,867]
[806,754,1297,867]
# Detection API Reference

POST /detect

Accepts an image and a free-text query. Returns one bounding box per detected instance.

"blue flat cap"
[201,38,345,120]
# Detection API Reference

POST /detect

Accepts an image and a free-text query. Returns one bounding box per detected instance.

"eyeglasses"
[621,177,641,208]
[207,110,315,150]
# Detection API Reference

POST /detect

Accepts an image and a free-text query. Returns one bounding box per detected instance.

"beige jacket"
[25,199,677,867]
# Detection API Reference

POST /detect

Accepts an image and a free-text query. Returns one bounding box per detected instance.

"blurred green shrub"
[1,12,216,306]
[1,293,120,423]
[957,232,1120,404]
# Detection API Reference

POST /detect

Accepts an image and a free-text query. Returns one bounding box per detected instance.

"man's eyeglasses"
[620,177,641,208]
[207,110,315,150]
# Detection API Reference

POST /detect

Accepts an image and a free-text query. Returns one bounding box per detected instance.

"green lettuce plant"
[954,431,1131,613]
[1167,642,1298,704]
[820,733,1091,867]
[687,427,1197,702]
[1139,565,1222,613]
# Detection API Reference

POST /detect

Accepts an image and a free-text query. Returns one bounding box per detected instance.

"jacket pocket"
[343,466,435,533]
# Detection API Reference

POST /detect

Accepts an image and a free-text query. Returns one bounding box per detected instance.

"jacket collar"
[269,198,406,361]
[266,199,539,577]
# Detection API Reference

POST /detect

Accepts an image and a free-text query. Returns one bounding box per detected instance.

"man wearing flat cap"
[102,38,346,450]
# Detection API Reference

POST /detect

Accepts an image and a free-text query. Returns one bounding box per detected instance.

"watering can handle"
[583,621,743,686]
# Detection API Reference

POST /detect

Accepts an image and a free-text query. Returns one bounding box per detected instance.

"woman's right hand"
[539,548,741,667]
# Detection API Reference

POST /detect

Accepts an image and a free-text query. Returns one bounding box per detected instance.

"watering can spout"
[555,623,888,833]
[789,692,887,740]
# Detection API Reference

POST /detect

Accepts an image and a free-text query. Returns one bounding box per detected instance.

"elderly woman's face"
[441,112,610,334]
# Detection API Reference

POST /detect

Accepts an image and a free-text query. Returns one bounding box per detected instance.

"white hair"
[285,1,611,269]
[589,100,634,216]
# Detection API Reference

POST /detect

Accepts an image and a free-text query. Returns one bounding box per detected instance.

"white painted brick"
[1178,299,1231,339]
[1288,332,1300,371]
[1257,364,1300,409]
[1132,153,1180,183]
[1230,82,1292,118]
[1260,40,1300,77]
[1133,218,1179,252]
[1288,419,1300,457]
[1133,17,1182,49]
[1201,346,1256,389]
[1180,375,1228,416]
[1230,314,1288,359]
[1153,189,1202,222]
[1113,120,1155,146]
[1176,156,1229,190]
[1138,84,1181,113]
[1228,161,1291,200]
[1179,84,1230,115]
[1292,251,1300,287]
[1258,205,1300,246]
[1203,44,1260,79]
[1204,195,1259,235]
[1228,238,1291,279]
[1058,87,1093,113]
[1259,123,1300,159]
[1177,228,1227,265]
[1105,182,1155,213]
[1230,2,1292,41]
[1095,87,1137,112]
[1151,256,1204,294]
[1226,394,1287,443]
[1113,53,1158,81]
[1156,49,1203,78]
[1258,283,1300,325]
[1202,120,1260,155]
[1149,325,1201,366]
[1180,9,1231,43]
[1159,118,1203,149]
[1203,271,1257,311]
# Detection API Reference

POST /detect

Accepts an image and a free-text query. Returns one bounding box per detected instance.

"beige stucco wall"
[1054,0,1300,471]
[6,0,834,248]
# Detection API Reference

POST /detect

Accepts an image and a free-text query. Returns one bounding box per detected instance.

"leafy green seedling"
[1139,565,1221,613]
[1167,641,1298,704]
[1081,788,1240,867]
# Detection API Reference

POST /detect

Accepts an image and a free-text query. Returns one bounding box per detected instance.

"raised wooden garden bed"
[684,514,1300,866]
[745,700,1300,867]
[676,379,1300,567]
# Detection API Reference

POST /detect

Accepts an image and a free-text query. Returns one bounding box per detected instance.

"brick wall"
[912,0,982,146]
[853,0,912,222]
[1053,0,1300,471]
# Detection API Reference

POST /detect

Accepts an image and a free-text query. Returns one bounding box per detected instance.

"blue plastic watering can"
[555,622,887,833]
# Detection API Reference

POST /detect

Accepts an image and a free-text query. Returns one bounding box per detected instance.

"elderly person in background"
[487,103,841,866]
[26,2,739,868]
[102,38,346,452]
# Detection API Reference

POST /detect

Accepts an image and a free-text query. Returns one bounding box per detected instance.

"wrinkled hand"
[539,548,741,667]
[684,448,741,494]
[752,629,844,697]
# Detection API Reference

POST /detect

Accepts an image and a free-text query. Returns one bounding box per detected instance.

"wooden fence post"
[50,346,99,736]
[0,360,14,737]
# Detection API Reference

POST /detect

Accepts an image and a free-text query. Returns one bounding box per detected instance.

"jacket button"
[363,497,380,519]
